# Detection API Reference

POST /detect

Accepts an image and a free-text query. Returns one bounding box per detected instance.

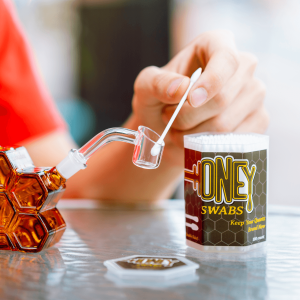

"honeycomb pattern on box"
[184,149,267,246]
[0,147,66,253]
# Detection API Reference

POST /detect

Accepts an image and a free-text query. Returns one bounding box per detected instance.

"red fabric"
[0,0,66,146]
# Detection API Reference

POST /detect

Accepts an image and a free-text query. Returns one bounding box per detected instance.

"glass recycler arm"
[56,127,137,179]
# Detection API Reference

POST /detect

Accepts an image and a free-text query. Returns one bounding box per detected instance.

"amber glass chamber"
[0,146,66,253]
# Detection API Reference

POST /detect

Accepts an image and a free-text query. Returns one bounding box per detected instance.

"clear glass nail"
[79,126,164,169]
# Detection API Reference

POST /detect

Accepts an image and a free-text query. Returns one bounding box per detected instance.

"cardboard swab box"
[184,133,269,252]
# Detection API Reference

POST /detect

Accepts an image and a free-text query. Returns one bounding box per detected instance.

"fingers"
[188,49,238,108]
[234,106,270,133]
[170,104,269,148]
[197,78,266,132]
[162,52,259,131]
[167,30,240,108]
[132,28,268,158]
[133,66,190,107]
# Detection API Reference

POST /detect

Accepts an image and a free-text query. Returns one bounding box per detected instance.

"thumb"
[134,66,190,106]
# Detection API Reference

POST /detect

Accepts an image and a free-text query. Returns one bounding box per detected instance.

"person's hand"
[132,30,269,166]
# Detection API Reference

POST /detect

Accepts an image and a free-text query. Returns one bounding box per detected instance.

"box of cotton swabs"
[184,133,269,253]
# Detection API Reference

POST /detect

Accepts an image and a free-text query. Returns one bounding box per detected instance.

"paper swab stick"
[151,68,202,156]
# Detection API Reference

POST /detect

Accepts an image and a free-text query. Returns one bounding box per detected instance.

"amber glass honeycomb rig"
[0,146,66,253]
[0,126,164,253]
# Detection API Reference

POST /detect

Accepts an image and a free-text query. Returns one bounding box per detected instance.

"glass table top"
[0,200,299,300]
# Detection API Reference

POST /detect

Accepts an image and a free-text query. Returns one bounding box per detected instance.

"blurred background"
[13,0,300,206]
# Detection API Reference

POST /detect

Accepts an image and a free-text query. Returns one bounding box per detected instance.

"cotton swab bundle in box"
[184,132,269,253]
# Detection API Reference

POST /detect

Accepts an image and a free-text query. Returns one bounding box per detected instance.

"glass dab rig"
[0,126,164,253]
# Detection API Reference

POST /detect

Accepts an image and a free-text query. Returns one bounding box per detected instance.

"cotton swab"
[151,68,202,156]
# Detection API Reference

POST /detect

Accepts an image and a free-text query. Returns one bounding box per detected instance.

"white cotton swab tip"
[150,68,202,157]
[151,143,161,156]
[190,68,202,83]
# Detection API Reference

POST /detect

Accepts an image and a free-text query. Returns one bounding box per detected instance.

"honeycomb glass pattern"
[13,175,46,211]
[0,233,14,250]
[0,147,67,253]
[40,208,66,249]
[0,193,15,229]
[184,148,267,247]
[0,155,13,190]
[12,214,46,250]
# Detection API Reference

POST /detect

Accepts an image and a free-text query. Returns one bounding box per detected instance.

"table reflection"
[0,247,65,288]
[0,204,298,299]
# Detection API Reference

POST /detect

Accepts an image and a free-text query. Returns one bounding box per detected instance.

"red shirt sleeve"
[0,0,67,146]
